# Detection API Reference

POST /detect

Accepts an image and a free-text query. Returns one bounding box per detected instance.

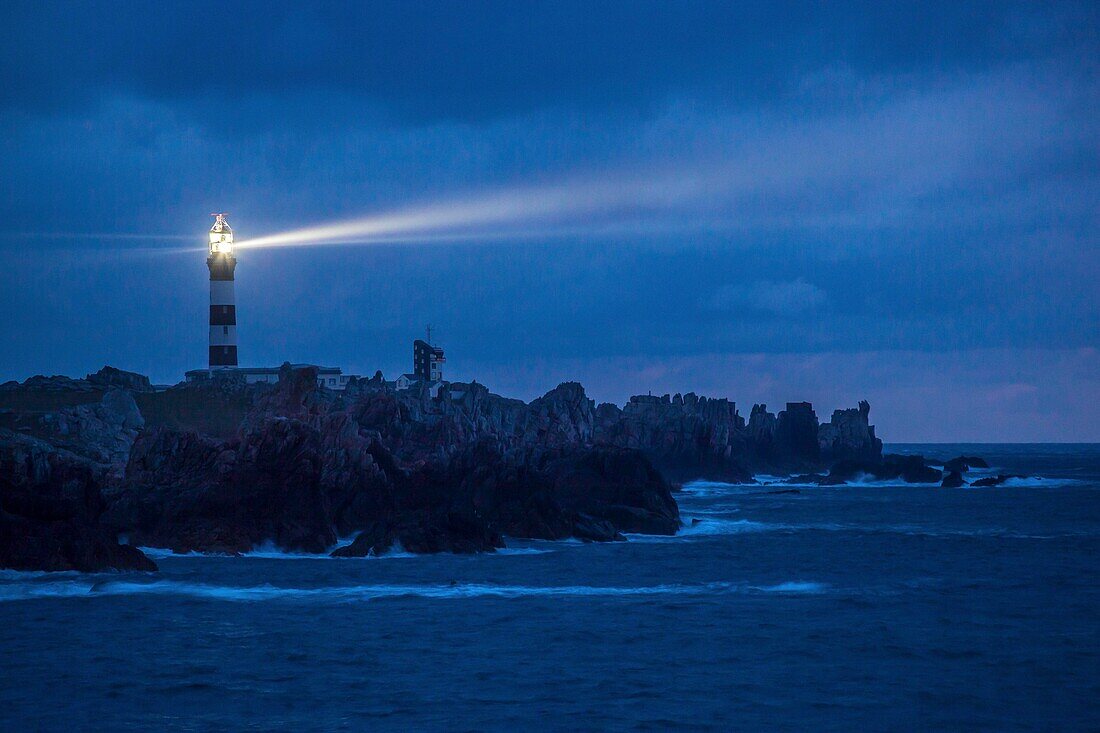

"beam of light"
[0,232,207,258]
[4,152,792,255]
[234,168,719,251]
[7,232,197,241]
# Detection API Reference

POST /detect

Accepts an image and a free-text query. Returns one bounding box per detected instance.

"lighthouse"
[185,213,359,388]
[207,213,238,369]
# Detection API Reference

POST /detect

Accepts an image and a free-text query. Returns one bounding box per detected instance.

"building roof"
[186,364,343,377]
[413,339,444,356]
[210,213,233,234]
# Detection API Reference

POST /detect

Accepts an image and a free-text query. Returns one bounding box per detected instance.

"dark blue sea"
[2,444,1098,731]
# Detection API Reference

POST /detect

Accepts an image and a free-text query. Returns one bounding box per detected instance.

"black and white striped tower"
[207,213,238,369]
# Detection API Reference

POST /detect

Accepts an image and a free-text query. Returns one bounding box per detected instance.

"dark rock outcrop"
[774,402,821,467]
[594,393,752,483]
[0,432,156,572]
[827,455,942,484]
[35,388,145,468]
[106,417,373,555]
[941,470,967,488]
[971,474,1025,487]
[0,363,898,568]
[818,401,882,463]
[942,455,990,472]
[85,366,154,393]
[105,370,680,556]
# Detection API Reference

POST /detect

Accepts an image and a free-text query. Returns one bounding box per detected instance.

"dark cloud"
[1,1,1095,123]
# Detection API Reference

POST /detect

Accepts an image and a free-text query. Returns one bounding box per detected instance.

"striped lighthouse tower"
[207,213,238,369]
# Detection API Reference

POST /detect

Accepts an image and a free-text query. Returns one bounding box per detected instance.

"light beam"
[233,167,718,251]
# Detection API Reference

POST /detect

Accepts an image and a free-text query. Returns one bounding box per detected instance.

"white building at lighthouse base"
[185,364,357,390]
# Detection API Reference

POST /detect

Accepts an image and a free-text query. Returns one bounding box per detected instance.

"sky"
[0,1,1097,441]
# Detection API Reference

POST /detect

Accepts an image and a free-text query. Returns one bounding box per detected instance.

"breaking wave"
[682,474,1082,494]
[631,517,1096,542]
[0,578,830,604]
[754,581,828,593]
[139,541,548,561]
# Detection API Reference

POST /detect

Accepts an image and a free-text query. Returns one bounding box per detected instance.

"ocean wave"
[0,578,830,604]
[624,518,773,543]
[631,516,1097,542]
[138,540,549,562]
[138,547,218,560]
[492,546,555,556]
[683,474,1083,493]
[969,476,1082,489]
[754,581,827,593]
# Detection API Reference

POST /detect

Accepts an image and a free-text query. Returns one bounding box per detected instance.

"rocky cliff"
[0,363,889,570]
[0,432,156,572]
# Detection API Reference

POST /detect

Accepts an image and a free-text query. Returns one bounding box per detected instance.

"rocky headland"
[1,364,984,572]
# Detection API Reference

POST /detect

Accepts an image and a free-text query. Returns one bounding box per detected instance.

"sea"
[2,444,1098,731]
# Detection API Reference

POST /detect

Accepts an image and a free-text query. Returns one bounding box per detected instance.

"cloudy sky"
[0,1,1097,440]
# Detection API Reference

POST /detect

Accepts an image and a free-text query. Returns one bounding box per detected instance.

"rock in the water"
[827,455,942,484]
[774,402,821,466]
[330,521,399,557]
[942,455,990,473]
[107,419,357,555]
[785,473,829,485]
[1,362,907,566]
[941,470,966,488]
[0,431,156,572]
[818,400,883,463]
[593,392,752,482]
[971,474,1025,487]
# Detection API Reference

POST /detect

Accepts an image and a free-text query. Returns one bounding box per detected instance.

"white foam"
[679,480,755,496]
[138,547,226,559]
[0,579,772,603]
[624,517,776,543]
[138,537,555,562]
[971,476,1081,489]
[754,581,828,593]
[0,576,844,603]
[331,542,418,560]
[492,547,553,556]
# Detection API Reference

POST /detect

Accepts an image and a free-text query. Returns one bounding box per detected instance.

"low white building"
[185,364,357,390]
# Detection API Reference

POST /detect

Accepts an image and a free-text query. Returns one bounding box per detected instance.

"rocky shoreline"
[1,365,985,572]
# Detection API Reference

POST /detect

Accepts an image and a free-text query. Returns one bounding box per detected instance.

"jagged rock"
[34,388,145,468]
[818,401,882,463]
[0,431,156,572]
[2,363,900,566]
[746,404,777,461]
[107,419,353,555]
[241,364,339,431]
[392,511,503,554]
[827,455,942,484]
[593,392,751,482]
[774,402,820,466]
[527,382,596,447]
[413,440,677,541]
[134,374,256,440]
[85,366,154,393]
[942,455,990,472]
[971,474,1024,487]
[5,374,97,393]
[941,470,967,488]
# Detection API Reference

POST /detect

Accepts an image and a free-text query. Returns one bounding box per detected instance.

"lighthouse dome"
[209,213,234,253]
